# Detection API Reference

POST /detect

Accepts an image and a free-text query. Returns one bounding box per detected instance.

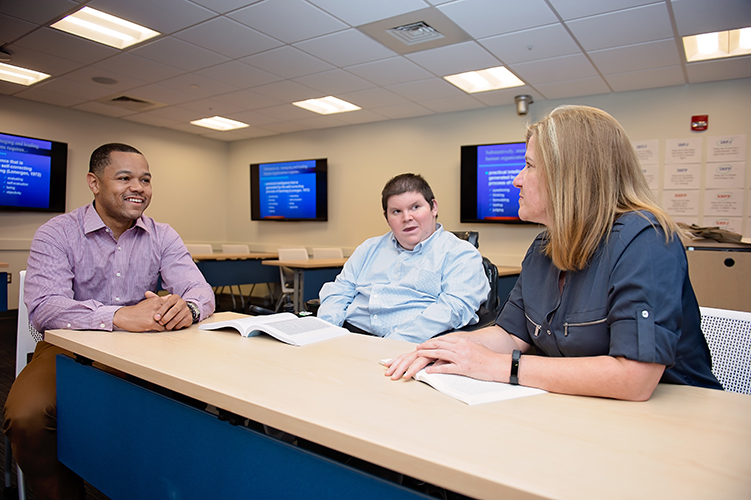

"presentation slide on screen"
[259,160,317,219]
[0,133,52,209]
[476,143,526,220]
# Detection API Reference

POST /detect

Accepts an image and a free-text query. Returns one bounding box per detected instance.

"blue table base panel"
[302,268,341,304]
[56,356,428,500]
[195,259,278,288]
[0,271,6,312]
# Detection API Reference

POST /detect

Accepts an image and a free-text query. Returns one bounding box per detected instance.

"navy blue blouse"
[497,211,721,389]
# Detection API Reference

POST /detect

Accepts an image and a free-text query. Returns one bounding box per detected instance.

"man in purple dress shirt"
[3,143,215,500]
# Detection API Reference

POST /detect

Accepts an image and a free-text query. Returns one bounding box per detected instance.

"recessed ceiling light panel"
[0,63,50,86]
[51,7,159,49]
[292,96,360,115]
[683,27,751,62]
[444,66,525,94]
[190,116,249,131]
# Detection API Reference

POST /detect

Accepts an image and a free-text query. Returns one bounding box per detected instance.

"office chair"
[4,271,38,500]
[450,231,479,249]
[220,244,251,310]
[275,248,308,312]
[185,243,213,256]
[312,248,343,259]
[699,307,751,394]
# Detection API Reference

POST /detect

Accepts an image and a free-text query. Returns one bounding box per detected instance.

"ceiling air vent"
[387,21,445,46]
[95,94,166,111]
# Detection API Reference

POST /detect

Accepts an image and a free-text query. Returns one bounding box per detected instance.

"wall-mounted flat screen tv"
[0,132,67,213]
[460,141,531,224]
[250,158,328,221]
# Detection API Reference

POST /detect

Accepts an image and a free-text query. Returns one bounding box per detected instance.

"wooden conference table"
[47,312,751,500]
[262,257,348,311]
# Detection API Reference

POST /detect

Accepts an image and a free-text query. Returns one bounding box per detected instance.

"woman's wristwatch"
[186,301,200,323]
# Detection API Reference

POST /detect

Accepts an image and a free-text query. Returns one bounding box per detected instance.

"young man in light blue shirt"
[318,173,489,343]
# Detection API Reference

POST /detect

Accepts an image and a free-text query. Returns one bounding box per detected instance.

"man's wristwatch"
[186,301,200,323]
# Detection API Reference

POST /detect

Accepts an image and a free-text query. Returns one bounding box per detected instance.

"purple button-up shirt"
[25,203,215,332]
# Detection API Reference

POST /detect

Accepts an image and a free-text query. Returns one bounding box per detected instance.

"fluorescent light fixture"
[444,66,524,93]
[292,96,360,115]
[190,116,249,131]
[51,7,159,49]
[683,27,751,62]
[0,63,50,86]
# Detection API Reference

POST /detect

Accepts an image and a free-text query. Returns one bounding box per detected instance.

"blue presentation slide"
[476,143,526,220]
[259,160,317,219]
[0,134,53,209]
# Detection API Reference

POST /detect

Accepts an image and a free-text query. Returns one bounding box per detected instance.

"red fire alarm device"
[691,115,708,131]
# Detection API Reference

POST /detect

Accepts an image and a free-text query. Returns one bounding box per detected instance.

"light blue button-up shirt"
[318,224,489,343]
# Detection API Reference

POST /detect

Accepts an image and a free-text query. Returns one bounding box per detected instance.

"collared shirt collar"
[83,202,149,236]
[389,223,443,253]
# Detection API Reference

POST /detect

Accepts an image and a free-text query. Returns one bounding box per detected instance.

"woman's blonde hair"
[528,105,676,271]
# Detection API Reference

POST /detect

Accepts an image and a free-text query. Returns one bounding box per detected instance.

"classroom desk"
[262,258,347,312]
[0,262,7,312]
[47,312,751,500]
[191,252,278,309]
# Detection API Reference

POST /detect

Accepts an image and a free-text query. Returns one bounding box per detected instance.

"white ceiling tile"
[63,66,149,93]
[156,73,238,98]
[370,102,434,119]
[470,86,543,107]
[5,46,84,76]
[438,0,558,39]
[566,3,674,51]
[335,109,389,125]
[31,76,114,100]
[125,83,197,105]
[425,0,454,5]
[548,0,659,21]
[14,27,118,64]
[255,103,320,121]
[137,105,203,121]
[338,87,411,108]
[92,54,183,82]
[209,89,284,111]
[306,0,428,26]
[189,0,264,15]
[0,81,29,95]
[289,114,349,130]
[512,53,598,85]
[480,24,581,64]
[129,37,230,72]
[200,127,277,141]
[88,0,215,34]
[589,39,681,75]
[294,69,375,94]
[605,66,686,92]
[294,29,395,67]
[671,0,751,36]
[0,13,36,44]
[241,46,334,79]
[195,61,282,88]
[0,0,78,24]
[72,101,139,117]
[14,86,87,107]
[534,76,611,99]
[228,0,347,44]
[685,56,751,83]
[250,80,321,101]
[387,77,465,101]
[345,57,433,86]
[260,121,311,134]
[123,113,179,127]
[406,40,500,75]
[419,94,486,113]
[174,17,282,59]
[224,109,285,126]
[178,95,256,116]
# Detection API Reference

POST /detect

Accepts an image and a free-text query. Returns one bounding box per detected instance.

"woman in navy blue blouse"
[386,105,721,401]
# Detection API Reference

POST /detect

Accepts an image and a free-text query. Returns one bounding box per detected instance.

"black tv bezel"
[0,131,68,214]
[250,158,328,222]
[460,141,532,225]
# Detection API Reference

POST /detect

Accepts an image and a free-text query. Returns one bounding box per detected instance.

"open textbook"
[199,313,350,346]
[414,370,547,405]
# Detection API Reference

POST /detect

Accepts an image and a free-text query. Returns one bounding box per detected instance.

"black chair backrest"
[451,230,479,249]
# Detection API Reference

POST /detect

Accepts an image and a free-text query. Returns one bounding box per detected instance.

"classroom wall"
[226,78,751,266]
[2,77,750,308]
[0,94,228,309]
